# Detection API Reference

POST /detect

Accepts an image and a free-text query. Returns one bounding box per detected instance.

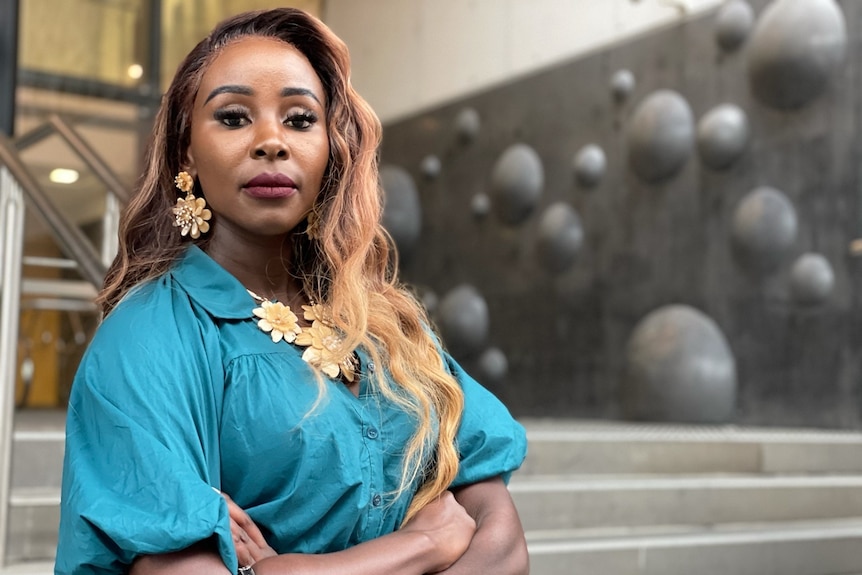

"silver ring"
[237,565,256,575]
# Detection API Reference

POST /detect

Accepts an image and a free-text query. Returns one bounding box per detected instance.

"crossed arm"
[130,476,528,575]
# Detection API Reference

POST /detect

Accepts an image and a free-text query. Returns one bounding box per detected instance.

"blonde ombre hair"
[98,8,463,522]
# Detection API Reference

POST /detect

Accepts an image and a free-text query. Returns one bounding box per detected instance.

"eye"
[285,111,318,130]
[213,108,249,128]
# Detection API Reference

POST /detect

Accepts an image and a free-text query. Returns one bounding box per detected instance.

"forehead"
[196,36,325,104]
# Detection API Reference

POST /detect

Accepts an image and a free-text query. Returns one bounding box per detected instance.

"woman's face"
[186,36,329,245]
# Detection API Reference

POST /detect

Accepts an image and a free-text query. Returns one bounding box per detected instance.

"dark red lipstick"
[242,173,297,199]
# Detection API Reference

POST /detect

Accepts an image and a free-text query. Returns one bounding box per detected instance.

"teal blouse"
[55,246,527,574]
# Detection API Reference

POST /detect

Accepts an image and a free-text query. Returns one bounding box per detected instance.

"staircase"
[514,419,862,575]
[7,415,862,573]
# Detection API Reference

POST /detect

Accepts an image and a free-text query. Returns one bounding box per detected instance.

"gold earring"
[306,207,321,239]
[172,171,211,239]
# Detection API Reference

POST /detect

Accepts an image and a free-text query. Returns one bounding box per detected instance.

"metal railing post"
[0,167,25,566]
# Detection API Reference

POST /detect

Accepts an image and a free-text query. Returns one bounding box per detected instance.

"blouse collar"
[169,245,253,319]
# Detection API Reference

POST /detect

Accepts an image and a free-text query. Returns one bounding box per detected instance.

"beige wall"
[324,0,726,123]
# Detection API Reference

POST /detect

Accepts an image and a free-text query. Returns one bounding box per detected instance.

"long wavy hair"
[98,8,463,522]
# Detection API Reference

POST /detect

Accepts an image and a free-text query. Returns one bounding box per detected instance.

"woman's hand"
[400,491,476,573]
[219,492,278,567]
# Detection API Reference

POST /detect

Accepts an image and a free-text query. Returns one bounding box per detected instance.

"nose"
[252,119,289,160]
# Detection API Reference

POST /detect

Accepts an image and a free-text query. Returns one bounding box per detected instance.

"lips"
[242,173,298,199]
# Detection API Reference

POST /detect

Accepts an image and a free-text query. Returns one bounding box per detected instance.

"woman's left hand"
[219,491,278,567]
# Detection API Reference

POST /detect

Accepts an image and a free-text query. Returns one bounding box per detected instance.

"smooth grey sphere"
[380,165,422,257]
[628,90,695,183]
[574,144,607,188]
[455,107,481,143]
[622,304,737,423]
[471,192,492,219]
[420,289,439,314]
[490,144,544,225]
[731,186,798,275]
[716,0,755,52]
[790,253,835,305]
[420,155,442,179]
[697,104,750,170]
[747,0,847,110]
[537,202,584,274]
[438,284,490,358]
[478,347,509,384]
[611,69,636,102]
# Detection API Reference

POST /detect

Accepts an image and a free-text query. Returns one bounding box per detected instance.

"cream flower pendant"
[248,291,356,381]
[295,320,357,382]
[252,300,301,343]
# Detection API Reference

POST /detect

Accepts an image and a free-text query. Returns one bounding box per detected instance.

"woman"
[56,8,528,575]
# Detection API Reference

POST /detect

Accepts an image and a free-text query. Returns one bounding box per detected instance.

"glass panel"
[19,0,151,88]
[161,0,322,88]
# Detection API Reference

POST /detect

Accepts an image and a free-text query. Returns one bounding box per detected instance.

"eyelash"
[212,108,319,130]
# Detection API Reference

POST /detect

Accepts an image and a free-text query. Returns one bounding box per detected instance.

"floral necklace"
[247,289,357,382]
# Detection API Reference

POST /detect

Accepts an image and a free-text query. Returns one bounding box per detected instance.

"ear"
[182,150,197,178]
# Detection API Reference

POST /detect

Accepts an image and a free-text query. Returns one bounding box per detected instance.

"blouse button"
[367,361,376,373]
[366,427,379,439]
[372,494,382,507]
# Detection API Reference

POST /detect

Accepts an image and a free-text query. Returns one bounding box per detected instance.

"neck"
[205,232,301,304]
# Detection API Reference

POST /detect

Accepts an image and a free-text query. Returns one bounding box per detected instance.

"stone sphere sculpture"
[438,284,489,358]
[471,192,491,219]
[747,0,847,110]
[627,90,695,183]
[573,144,607,188]
[420,155,442,179]
[380,165,422,257]
[790,253,835,305]
[478,347,509,384]
[611,69,636,103]
[622,304,737,423]
[731,186,798,276]
[716,0,755,52]
[455,107,481,143]
[697,104,750,170]
[490,144,544,225]
[420,289,439,315]
[537,202,584,274]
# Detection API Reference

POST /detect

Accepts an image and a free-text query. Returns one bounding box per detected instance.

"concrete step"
[520,419,862,476]
[8,488,60,564]
[12,429,65,491]
[0,561,54,574]
[527,518,862,575]
[511,474,862,531]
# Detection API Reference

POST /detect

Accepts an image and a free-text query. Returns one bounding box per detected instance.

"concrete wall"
[325,0,724,123]
[377,0,862,429]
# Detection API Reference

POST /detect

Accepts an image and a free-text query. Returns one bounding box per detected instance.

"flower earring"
[305,207,321,239]
[172,171,212,239]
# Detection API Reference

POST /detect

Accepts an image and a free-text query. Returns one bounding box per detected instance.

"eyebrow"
[203,85,322,105]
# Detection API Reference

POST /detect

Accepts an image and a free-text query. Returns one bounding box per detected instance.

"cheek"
[304,137,331,182]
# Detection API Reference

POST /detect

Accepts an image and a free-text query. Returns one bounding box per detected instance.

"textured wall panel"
[380,0,862,428]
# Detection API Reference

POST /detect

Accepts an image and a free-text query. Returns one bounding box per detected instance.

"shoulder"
[96,275,202,349]
[77,273,223,396]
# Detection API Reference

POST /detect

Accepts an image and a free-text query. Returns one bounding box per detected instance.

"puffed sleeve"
[54,283,237,574]
[445,353,528,487]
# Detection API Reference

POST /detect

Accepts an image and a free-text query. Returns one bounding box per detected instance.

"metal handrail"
[14,115,130,205]
[0,134,105,287]
[0,168,24,566]
[48,115,130,204]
